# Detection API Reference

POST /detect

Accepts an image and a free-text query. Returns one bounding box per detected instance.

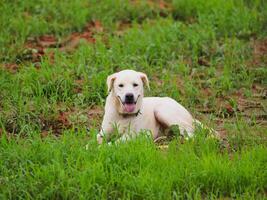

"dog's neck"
[119,109,142,118]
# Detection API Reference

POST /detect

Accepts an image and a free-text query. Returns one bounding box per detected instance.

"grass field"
[0,0,267,199]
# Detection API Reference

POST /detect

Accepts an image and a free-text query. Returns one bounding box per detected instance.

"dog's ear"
[107,73,117,92]
[139,72,150,90]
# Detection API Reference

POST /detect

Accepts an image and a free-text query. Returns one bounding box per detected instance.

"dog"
[97,69,199,144]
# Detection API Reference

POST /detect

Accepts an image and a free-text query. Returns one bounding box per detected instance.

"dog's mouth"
[124,103,136,113]
[117,95,140,113]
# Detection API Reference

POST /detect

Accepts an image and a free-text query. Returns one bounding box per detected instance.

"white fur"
[97,70,197,144]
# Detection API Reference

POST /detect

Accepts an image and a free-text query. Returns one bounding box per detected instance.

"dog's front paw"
[97,133,104,144]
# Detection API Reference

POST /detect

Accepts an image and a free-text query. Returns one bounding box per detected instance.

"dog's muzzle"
[117,94,140,113]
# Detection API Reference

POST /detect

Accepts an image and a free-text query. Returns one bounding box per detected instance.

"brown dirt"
[73,79,84,94]
[197,57,210,66]
[87,105,103,127]
[1,63,19,73]
[147,0,172,11]
[196,81,267,139]
[251,38,267,66]
[39,105,103,136]
[115,20,133,36]
[40,111,71,136]
[16,20,103,65]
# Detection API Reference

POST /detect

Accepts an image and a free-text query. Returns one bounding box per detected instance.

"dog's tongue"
[124,104,135,112]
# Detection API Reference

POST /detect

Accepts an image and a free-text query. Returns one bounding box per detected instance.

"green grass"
[0,131,266,199]
[0,0,266,199]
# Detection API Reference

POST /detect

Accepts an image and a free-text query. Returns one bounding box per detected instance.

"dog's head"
[107,70,149,114]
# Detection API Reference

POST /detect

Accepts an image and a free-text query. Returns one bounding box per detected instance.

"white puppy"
[97,69,198,144]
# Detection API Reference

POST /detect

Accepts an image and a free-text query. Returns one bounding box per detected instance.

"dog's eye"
[133,83,138,87]
[118,84,124,88]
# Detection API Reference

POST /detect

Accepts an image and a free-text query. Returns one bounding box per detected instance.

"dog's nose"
[125,93,134,104]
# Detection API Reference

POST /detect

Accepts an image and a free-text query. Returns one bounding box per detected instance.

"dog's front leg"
[97,126,113,144]
[115,133,134,143]
[97,129,105,144]
[114,130,152,144]
[97,115,114,144]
